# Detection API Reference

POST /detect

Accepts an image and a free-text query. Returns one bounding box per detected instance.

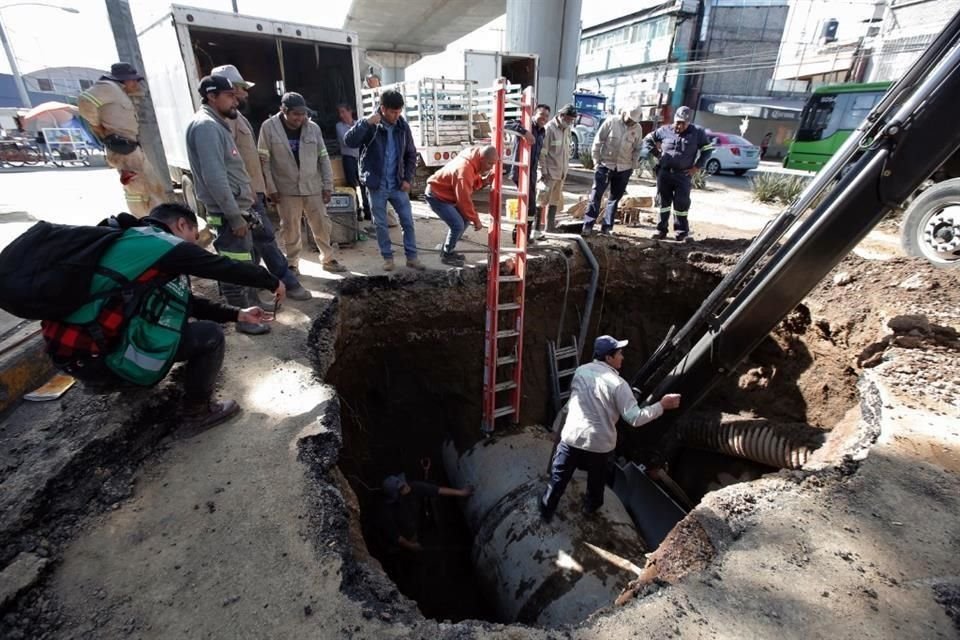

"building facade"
[22,66,106,101]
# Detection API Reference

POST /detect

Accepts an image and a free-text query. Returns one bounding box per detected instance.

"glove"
[103,134,139,155]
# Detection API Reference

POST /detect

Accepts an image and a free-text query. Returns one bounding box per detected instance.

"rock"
[0,553,50,608]
[833,272,853,286]
[887,314,930,334]
[898,273,937,291]
[892,336,924,349]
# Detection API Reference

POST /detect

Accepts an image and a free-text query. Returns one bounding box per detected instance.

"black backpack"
[0,221,125,320]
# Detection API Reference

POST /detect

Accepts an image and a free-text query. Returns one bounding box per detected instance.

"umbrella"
[21,101,79,128]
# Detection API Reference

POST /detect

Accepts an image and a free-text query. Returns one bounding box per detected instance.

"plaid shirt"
[41,267,166,361]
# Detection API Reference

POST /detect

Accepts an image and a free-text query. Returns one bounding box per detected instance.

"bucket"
[506,198,519,221]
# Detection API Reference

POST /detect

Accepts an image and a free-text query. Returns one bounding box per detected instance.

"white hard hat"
[627,104,644,122]
[211,64,254,89]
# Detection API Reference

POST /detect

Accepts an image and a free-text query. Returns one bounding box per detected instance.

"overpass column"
[506,0,582,112]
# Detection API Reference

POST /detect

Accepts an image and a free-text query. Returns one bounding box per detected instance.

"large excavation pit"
[319,238,866,627]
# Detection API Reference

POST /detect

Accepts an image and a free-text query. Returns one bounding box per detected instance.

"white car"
[703,131,760,176]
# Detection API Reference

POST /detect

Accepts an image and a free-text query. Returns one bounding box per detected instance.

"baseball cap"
[558,104,578,118]
[106,62,143,82]
[594,335,629,359]
[674,106,693,123]
[281,92,309,113]
[382,473,407,503]
[198,75,234,97]
[211,64,254,89]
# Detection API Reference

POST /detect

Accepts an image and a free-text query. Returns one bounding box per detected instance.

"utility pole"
[0,10,31,108]
[104,0,175,200]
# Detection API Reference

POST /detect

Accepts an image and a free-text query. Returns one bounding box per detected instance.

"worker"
[185,75,270,335]
[539,335,681,523]
[335,103,372,221]
[210,65,312,302]
[78,62,168,218]
[538,104,577,233]
[257,92,347,275]
[377,473,474,552]
[424,145,494,266]
[40,204,285,431]
[643,106,714,241]
[343,89,425,272]
[365,73,382,89]
[506,103,551,240]
[582,104,645,236]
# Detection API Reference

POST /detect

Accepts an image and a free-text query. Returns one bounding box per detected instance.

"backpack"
[0,221,125,319]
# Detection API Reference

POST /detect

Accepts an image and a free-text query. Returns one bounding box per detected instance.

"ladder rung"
[554,347,579,359]
[558,368,578,378]
[499,275,522,283]
[559,390,572,400]
[499,248,525,255]
[493,405,516,418]
[498,303,521,311]
[497,354,518,366]
[494,380,517,392]
[497,329,520,339]
[501,159,529,168]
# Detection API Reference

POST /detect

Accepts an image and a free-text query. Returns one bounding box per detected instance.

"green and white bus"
[784,81,893,172]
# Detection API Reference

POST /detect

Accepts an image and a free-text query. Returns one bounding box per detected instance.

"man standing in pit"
[644,106,714,241]
[336,103,372,221]
[506,103,551,240]
[539,335,681,523]
[185,75,270,335]
[210,65,312,301]
[78,62,168,217]
[538,104,577,233]
[258,92,346,275]
[343,89,425,272]
[582,104,645,236]
[377,473,474,552]
[424,145,494,266]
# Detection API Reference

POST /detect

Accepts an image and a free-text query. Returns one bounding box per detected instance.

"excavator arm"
[631,8,960,454]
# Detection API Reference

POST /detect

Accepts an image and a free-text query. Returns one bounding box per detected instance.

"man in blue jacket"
[343,89,424,272]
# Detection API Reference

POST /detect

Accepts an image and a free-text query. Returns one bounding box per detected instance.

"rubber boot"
[222,283,270,335]
[546,205,558,233]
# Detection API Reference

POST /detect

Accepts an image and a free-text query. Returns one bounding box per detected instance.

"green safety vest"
[65,225,190,386]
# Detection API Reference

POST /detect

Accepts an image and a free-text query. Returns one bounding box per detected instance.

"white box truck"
[137,4,363,211]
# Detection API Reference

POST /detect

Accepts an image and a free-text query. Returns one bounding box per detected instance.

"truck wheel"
[900,178,960,268]
[569,133,579,160]
[180,174,206,219]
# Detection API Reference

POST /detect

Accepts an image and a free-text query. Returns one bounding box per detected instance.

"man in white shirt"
[539,335,681,522]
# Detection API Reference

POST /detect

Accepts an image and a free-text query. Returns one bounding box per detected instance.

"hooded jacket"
[425,147,488,225]
[342,116,417,190]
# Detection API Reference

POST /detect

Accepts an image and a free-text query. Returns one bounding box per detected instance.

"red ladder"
[482,82,534,434]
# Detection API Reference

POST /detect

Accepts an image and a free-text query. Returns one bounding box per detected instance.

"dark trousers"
[512,169,541,239]
[541,441,609,516]
[656,168,692,235]
[583,166,633,231]
[342,155,371,219]
[251,193,299,289]
[62,320,225,403]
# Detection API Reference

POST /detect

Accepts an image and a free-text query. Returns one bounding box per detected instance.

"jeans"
[368,187,418,259]
[342,155,371,219]
[251,194,299,289]
[583,165,633,231]
[425,191,465,254]
[541,441,610,517]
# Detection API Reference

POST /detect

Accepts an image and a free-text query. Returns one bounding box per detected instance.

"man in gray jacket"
[258,92,345,274]
[185,75,270,335]
[582,104,644,236]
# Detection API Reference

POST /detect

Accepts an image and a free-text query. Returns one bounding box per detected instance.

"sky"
[0,0,644,75]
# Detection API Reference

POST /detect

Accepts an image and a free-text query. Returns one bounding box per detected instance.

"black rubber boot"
[546,205,558,233]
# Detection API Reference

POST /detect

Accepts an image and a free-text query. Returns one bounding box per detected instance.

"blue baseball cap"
[594,335,629,359]
[382,473,407,503]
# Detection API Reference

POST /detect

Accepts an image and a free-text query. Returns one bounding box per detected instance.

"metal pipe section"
[679,417,825,469]
[442,427,646,627]
[543,233,598,363]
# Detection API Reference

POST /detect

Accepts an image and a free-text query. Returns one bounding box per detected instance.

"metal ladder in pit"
[481,81,534,435]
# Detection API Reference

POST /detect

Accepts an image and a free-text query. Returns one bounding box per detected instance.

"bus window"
[796,94,839,142]
[837,92,883,131]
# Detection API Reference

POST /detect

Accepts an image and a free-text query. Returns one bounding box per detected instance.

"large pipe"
[442,427,646,627]
[679,416,825,469]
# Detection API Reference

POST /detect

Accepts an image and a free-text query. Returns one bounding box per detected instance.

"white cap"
[627,104,644,123]
[210,64,254,89]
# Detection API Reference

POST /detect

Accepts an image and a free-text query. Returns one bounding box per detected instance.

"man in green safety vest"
[41,203,286,430]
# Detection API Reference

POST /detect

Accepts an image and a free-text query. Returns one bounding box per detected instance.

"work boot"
[599,227,612,236]
[406,258,427,271]
[546,205,558,232]
[441,251,465,267]
[675,232,689,242]
[323,259,347,273]
[223,283,270,334]
[581,226,594,237]
[651,230,667,240]
[383,258,395,272]
[286,285,312,301]
[538,498,554,524]
[181,398,240,433]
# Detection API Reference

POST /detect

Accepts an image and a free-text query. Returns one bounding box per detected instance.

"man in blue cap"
[377,473,474,552]
[539,335,681,523]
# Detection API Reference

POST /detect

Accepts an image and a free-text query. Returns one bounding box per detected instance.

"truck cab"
[571,89,606,159]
